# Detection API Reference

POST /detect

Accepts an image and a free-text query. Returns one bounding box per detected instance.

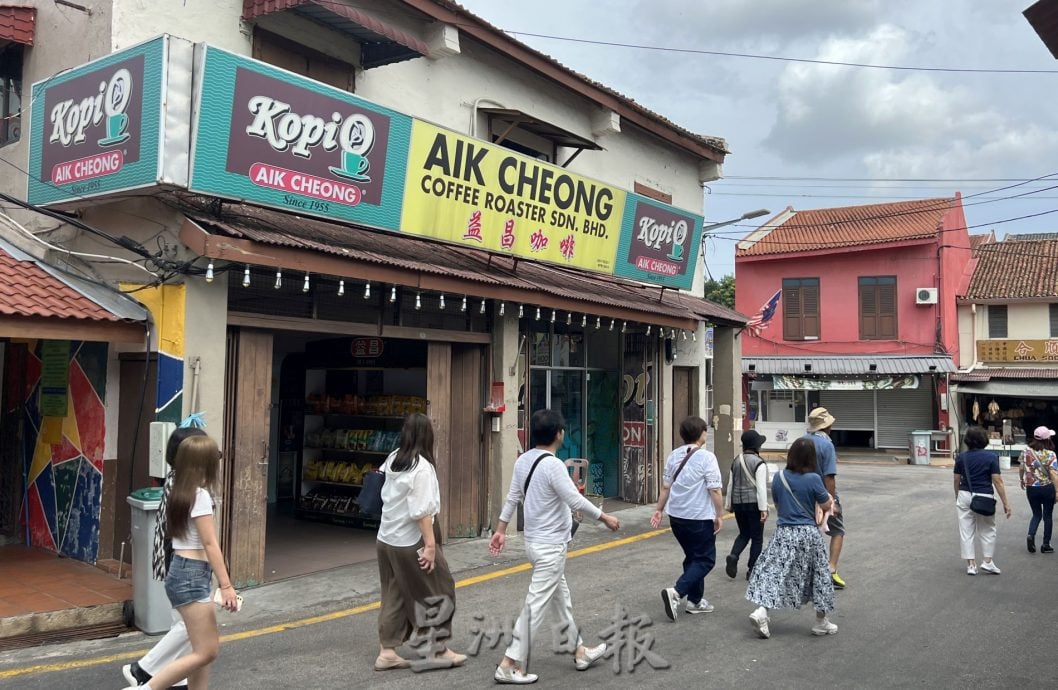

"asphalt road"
[2,463,1052,689]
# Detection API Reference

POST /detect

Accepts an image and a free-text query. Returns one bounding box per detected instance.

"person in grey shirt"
[489,409,621,684]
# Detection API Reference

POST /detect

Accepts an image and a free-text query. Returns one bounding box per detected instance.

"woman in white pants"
[954,427,1012,576]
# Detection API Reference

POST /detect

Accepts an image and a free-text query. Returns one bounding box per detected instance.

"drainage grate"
[0,621,131,652]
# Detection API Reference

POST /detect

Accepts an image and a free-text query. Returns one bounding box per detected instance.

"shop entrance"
[0,341,22,547]
[224,327,487,585]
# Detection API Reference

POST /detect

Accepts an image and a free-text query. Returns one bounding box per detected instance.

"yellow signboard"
[400,120,626,274]
[977,339,1058,362]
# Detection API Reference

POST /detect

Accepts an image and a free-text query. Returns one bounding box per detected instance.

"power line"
[724,176,1058,182]
[504,30,1058,75]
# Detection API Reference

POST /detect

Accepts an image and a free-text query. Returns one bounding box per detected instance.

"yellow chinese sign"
[977,339,1058,362]
[400,120,626,274]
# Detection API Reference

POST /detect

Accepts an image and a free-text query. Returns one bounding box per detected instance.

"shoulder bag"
[961,454,997,516]
[517,452,582,539]
[778,470,825,526]
[356,465,386,519]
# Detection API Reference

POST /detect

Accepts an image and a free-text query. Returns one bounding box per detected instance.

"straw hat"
[807,407,836,432]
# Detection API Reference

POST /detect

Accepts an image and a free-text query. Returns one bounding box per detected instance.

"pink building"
[735,197,971,450]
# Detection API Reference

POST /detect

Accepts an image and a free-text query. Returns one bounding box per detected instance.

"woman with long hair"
[122,427,207,688]
[1019,426,1058,554]
[374,413,465,672]
[745,437,836,639]
[124,435,239,690]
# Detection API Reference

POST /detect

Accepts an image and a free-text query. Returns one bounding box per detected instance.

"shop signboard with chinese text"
[977,339,1058,362]
[28,35,193,205]
[772,375,920,390]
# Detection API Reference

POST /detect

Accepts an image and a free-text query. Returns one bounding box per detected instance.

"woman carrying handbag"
[954,427,1012,575]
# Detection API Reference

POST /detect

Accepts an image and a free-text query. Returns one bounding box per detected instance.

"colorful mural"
[127,284,186,423]
[19,340,108,562]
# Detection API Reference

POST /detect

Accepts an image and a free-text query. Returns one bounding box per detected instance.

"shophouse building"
[735,198,970,451]
[0,0,744,602]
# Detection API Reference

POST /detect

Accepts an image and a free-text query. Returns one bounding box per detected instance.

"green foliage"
[702,275,735,308]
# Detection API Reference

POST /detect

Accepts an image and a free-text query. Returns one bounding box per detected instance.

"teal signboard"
[28,35,193,206]
[613,194,704,289]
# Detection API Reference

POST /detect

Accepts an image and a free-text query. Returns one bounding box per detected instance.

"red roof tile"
[736,198,954,257]
[962,238,1058,300]
[0,248,120,322]
[953,367,1058,381]
[0,5,35,46]
[969,231,995,253]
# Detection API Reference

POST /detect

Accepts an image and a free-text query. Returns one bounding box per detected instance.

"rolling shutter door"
[876,384,934,448]
[818,390,874,431]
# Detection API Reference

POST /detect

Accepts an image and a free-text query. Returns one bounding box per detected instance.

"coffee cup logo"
[100,112,130,146]
[637,216,690,262]
[49,67,134,148]
[329,150,371,182]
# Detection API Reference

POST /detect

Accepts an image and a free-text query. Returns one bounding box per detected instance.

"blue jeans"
[669,516,716,604]
[164,555,213,609]
[1027,484,1056,545]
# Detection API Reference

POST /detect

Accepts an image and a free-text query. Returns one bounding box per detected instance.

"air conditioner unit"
[915,287,938,305]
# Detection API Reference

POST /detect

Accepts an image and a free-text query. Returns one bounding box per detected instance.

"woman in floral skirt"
[745,437,836,639]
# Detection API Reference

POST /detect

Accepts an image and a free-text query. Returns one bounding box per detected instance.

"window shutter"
[878,283,897,339]
[1050,303,1058,338]
[988,305,1008,338]
[860,284,877,339]
[783,286,802,339]
[802,284,820,338]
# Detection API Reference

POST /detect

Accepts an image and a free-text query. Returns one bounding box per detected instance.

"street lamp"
[700,208,770,283]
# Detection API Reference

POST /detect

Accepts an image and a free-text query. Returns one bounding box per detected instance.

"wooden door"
[222,328,272,587]
[672,366,699,442]
[448,344,485,538]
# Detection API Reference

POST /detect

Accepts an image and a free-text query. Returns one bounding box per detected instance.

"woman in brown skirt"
[374,413,465,671]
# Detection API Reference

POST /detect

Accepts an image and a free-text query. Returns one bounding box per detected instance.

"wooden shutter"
[1050,303,1058,338]
[802,282,820,338]
[878,283,897,339]
[783,285,802,339]
[860,283,878,339]
[988,305,1008,338]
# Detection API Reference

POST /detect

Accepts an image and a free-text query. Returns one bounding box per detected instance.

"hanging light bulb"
[205,261,214,283]
[609,319,615,331]
[566,312,572,325]
[390,285,397,303]
[692,330,697,341]
[274,269,282,290]
[551,309,557,324]
[659,327,665,339]
[535,306,541,320]
[364,282,371,299]
[682,330,688,340]
[480,299,487,314]
[242,265,251,288]
[439,294,446,310]
[518,304,524,318]
[461,295,467,312]
[337,279,345,297]
[415,292,422,310]
[581,314,587,327]
[646,324,652,336]
[595,316,601,330]
[621,321,627,333]
[499,302,505,316]
[670,328,677,339]
[302,273,310,293]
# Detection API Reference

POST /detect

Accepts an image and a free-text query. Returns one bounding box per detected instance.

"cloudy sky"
[457,0,1058,276]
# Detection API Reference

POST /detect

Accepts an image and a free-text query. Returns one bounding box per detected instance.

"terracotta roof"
[962,238,1058,300]
[0,5,35,45]
[969,232,995,253]
[172,195,746,326]
[953,367,1058,381]
[0,246,121,322]
[736,198,954,258]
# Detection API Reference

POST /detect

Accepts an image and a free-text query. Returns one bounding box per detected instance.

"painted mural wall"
[12,340,108,563]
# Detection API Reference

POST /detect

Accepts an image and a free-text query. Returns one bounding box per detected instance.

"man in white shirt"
[489,409,621,685]
[650,416,724,621]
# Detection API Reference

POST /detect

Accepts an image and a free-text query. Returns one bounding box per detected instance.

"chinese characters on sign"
[976,339,1058,362]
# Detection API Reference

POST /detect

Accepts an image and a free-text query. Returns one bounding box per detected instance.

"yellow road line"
[0,526,677,680]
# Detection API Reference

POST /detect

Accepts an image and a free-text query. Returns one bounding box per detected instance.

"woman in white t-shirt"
[374,413,465,672]
[125,435,239,690]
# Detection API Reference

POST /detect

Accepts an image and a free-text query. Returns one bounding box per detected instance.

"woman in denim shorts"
[123,435,239,690]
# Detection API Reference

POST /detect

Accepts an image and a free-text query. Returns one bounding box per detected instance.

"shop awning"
[0,238,147,343]
[481,108,603,152]
[0,5,35,46]
[241,0,428,68]
[175,197,746,330]
[743,355,956,375]
[952,380,1056,398]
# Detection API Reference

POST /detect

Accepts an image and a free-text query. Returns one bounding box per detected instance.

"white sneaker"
[494,665,538,684]
[979,560,1001,574]
[685,599,715,614]
[966,564,977,576]
[749,606,770,639]
[812,617,839,636]
[574,643,607,671]
[661,587,680,621]
[121,665,138,686]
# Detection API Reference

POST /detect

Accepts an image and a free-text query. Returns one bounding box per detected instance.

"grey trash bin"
[909,431,931,465]
[127,488,171,634]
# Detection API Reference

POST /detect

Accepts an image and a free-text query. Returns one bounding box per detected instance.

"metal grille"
[876,385,934,448]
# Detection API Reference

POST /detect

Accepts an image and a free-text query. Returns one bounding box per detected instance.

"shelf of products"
[298,366,427,529]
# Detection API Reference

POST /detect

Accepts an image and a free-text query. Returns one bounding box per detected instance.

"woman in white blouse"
[374,413,465,672]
